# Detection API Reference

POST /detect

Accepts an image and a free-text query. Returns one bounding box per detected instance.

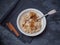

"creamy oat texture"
[20,11,41,34]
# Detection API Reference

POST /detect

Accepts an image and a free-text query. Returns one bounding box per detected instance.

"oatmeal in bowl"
[20,11,41,34]
[17,8,46,36]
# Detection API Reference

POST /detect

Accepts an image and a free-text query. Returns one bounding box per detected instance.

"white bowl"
[17,8,46,36]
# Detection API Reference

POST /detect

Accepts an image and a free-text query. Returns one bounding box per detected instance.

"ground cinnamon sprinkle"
[30,12,37,21]
[30,12,38,30]
[30,19,35,30]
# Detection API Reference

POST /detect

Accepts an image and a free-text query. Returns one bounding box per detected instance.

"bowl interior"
[17,8,46,36]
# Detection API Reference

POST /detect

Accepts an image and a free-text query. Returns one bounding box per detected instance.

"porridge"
[19,11,42,34]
